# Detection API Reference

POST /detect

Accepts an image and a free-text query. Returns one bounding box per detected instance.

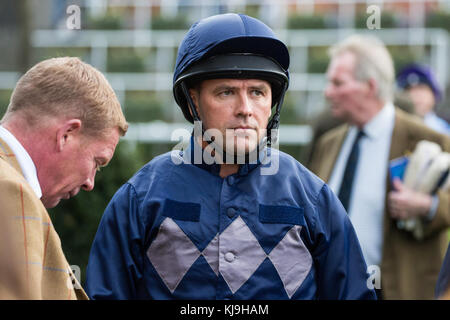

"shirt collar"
[360,102,395,139]
[424,111,439,122]
[0,125,42,198]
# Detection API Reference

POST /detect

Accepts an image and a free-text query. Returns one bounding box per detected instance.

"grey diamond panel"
[146,215,312,297]
[269,225,312,298]
[146,217,201,293]
[219,216,267,294]
[202,233,219,276]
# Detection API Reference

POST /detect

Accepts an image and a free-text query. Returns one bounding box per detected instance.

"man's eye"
[220,90,233,96]
[252,90,264,96]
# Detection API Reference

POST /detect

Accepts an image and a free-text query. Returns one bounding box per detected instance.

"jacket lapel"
[0,137,23,176]
[321,125,349,182]
[388,109,414,161]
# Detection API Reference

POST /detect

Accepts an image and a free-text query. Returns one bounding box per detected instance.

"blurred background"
[1,0,449,284]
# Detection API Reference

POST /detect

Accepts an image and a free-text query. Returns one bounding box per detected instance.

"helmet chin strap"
[266,82,288,147]
[181,80,286,165]
[181,81,202,123]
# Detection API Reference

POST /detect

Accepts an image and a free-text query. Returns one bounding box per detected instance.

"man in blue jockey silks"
[85,13,376,300]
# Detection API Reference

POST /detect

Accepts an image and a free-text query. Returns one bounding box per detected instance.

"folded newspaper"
[389,140,450,240]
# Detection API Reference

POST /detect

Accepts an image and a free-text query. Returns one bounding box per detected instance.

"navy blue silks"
[85,140,376,300]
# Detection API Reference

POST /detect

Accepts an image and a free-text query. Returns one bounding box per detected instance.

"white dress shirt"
[424,112,450,136]
[0,125,42,198]
[328,102,396,268]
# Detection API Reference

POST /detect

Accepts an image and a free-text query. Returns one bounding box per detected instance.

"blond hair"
[3,57,128,136]
[329,34,395,103]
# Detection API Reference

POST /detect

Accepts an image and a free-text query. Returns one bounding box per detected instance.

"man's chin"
[40,197,61,209]
[231,137,259,151]
[330,108,348,121]
[225,145,255,157]
[330,106,340,117]
[222,145,259,163]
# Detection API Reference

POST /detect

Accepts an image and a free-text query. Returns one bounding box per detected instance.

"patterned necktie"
[338,130,365,212]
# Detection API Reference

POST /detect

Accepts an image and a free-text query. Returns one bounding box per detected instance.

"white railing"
[27,27,449,88]
[2,0,449,144]
[122,121,313,146]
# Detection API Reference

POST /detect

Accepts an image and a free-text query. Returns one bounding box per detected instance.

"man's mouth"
[63,189,78,200]
[232,127,257,138]
[69,189,79,198]
[233,126,256,131]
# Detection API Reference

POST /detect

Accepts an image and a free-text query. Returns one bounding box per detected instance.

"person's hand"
[388,178,433,220]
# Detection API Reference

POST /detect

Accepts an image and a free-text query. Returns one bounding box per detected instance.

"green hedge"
[354,11,397,29]
[0,90,12,116]
[389,46,421,73]
[244,5,260,19]
[279,92,302,125]
[287,14,327,29]
[303,45,420,75]
[38,49,90,63]
[426,11,450,32]
[124,92,166,122]
[151,15,189,30]
[307,47,330,73]
[87,14,122,30]
[107,49,146,72]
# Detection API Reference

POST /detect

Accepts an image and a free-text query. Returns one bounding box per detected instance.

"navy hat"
[396,64,442,102]
[173,13,290,125]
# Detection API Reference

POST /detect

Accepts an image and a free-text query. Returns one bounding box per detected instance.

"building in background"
[1,0,450,147]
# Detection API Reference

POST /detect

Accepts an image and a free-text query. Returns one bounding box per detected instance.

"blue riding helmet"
[396,64,442,103]
[173,13,290,138]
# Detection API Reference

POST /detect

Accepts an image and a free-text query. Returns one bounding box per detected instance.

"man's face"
[190,78,272,157]
[40,128,120,208]
[324,51,370,124]
[406,84,435,117]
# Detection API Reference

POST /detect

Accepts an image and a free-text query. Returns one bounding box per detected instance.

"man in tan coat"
[309,35,450,299]
[0,57,128,299]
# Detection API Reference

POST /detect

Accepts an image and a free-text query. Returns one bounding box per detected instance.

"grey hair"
[328,34,395,103]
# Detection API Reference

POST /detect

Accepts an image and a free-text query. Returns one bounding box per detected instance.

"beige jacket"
[309,108,450,299]
[0,137,88,299]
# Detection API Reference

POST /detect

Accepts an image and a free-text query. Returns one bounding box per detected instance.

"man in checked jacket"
[0,57,128,299]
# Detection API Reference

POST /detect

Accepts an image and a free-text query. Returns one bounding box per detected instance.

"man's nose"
[236,92,253,117]
[324,83,333,99]
[81,173,95,191]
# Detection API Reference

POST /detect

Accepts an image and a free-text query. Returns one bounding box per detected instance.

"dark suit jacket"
[309,108,450,299]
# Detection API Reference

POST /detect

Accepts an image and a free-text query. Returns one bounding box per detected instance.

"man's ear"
[55,119,82,152]
[366,78,378,98]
